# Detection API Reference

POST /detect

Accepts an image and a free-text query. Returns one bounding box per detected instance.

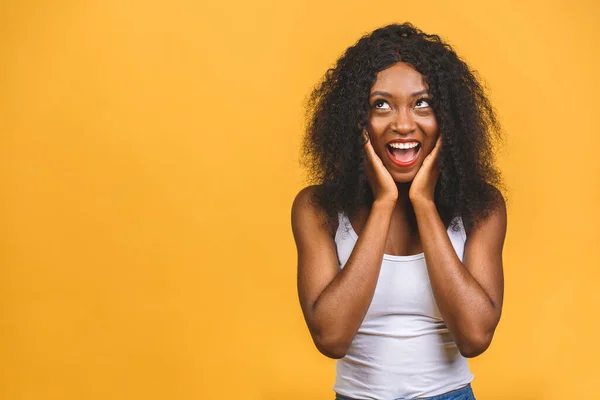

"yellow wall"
[1,0,598,399]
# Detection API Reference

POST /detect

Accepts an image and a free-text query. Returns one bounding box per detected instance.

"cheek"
[367,118,390,156]
[422,117,439,139]
[420,115,438,135]
[367,117,388,135]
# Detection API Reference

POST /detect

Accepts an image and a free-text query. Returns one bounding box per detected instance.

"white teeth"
[388,142,419,149]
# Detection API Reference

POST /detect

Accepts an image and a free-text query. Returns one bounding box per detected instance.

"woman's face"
[367,61,439,183]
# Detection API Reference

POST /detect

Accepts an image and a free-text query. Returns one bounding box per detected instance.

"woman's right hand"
[362,130,398,205]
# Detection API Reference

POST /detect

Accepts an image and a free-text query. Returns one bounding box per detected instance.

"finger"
[429,136,442,161]
[362,130,378,161]
[361,129,370,146]
[419,138,440,169]
[429,137,442,170]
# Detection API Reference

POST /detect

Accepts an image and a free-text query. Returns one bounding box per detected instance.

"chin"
[385,161,423,184]
[393,177,416,185]
[390,170,418,184]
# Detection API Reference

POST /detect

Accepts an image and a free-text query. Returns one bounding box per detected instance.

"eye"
[415,98,431,109]
[373,99,391,110]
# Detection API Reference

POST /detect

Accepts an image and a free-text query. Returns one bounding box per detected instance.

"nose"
[391,108,416,134]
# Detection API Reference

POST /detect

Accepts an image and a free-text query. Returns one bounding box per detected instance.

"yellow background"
[1,0,599,399]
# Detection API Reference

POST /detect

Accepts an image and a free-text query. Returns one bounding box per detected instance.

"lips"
[386,140,421,167]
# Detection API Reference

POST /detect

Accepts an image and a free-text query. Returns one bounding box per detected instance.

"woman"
[291,23,506,400]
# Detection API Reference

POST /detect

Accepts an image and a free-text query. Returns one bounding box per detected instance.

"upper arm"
[462,189,507,324]
[291,186,340,334]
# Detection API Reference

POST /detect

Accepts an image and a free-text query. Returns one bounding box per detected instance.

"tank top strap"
[337,211,466,241]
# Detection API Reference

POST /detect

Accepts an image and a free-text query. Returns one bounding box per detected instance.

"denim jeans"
[335,383,476,400]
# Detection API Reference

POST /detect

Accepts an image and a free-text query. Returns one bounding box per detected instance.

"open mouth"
[386,142,421,166]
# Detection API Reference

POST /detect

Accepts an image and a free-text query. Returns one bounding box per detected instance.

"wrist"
[372,198,397,213]
[410,196,436,210]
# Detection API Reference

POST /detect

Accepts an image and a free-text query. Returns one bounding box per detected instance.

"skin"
[292,61,506,359]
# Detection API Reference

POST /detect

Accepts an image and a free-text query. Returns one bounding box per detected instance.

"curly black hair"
[302,22,505,231]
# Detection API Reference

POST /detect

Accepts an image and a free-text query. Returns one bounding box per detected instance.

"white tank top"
[333,212,474,399]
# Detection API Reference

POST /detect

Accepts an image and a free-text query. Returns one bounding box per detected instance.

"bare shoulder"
[292,185,320,215]
[291,185,322,230]
[465,184,507,238]
[291,185,337,238]
[484,184,507,233]
[486,183,507,212]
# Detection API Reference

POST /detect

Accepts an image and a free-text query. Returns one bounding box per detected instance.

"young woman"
[291,23,506,400]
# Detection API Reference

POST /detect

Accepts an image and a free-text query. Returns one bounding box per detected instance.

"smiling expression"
[367,61,439,183]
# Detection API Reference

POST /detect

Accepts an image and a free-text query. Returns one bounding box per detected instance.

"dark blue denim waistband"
[335,383,475,400]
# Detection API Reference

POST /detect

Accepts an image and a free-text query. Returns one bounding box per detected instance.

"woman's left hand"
[409,136,442,205]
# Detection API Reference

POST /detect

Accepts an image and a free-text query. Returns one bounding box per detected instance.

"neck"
[393,182,413,213]
[392,183,420,234]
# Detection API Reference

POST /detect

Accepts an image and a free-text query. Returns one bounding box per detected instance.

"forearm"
[311,200,394,355]
[413,200,497,356]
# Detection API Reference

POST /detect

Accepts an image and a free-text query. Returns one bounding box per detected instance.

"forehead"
[370,61,428,94]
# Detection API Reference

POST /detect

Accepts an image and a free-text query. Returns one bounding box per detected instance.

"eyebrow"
[370,90,430,98]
